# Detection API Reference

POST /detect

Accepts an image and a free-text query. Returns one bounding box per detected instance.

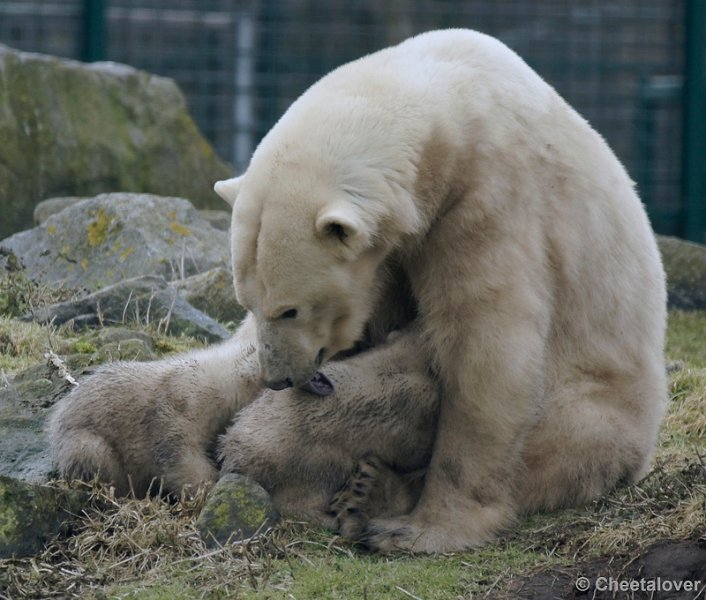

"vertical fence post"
[683,0,706,243]
[82,0,106,62]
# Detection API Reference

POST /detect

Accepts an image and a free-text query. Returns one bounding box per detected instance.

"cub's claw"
[327,455,381,539]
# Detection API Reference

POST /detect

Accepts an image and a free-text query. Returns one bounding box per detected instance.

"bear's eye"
[280,309,298,320]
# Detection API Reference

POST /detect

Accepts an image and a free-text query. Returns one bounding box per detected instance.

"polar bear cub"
[48,316,262,496]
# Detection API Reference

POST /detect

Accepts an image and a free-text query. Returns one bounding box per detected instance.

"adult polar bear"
[214,29,667,552]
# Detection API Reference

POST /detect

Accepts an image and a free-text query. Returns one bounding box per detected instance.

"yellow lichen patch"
[80,258,89,271]
[118,247,134,263]
[87,208,111,247]
[46,224,56,235]
[169,221,191,237]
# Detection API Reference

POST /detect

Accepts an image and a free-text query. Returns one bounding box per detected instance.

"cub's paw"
[327,455,381,539]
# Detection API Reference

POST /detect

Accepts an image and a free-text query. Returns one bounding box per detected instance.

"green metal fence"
[1,0,704,242]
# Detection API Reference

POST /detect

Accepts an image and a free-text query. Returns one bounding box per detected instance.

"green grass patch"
[666,310,706,368]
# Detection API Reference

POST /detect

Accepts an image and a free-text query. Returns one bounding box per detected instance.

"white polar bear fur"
[49,315,262,497]
[214,29,667,552]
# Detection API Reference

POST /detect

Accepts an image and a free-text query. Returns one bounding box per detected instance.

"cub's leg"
[218,327,439,528]
[49,314,262,497]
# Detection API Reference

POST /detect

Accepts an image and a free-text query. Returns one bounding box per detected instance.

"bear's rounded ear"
[214,176,244,207]
[316,203,371,259]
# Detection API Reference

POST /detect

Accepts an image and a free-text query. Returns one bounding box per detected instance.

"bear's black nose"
[263,377,293,391]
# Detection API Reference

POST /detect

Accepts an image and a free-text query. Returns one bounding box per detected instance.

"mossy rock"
[658,236,706,310]
[170,267,246,325]
[0,44,232,239]
[196,474,280,547]
[0,476,89,558]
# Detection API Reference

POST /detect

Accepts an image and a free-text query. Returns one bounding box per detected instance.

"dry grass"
[1,481,320,599]
[514,454,706,561]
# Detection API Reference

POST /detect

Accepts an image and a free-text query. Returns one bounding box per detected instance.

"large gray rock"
[0,44,232,239]
[0,328,160,484]
[170,267,246,325]
[658,235,706,310]
[0,352,96,483]
[1,193,230,291]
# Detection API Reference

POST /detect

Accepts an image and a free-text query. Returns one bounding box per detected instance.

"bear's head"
[215,155,421,396]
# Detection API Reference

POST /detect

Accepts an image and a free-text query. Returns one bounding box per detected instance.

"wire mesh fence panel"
[105,1,243,170]
[0,0,687,236]
[0,1,83,59]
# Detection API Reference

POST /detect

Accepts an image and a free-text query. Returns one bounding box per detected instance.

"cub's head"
[215,166,403,396]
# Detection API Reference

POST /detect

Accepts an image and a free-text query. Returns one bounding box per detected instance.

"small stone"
[33,197,91,225]
[197,209,232,232]
[196,474,279,547]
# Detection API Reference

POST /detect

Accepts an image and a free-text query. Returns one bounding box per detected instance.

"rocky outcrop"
[1,194,230,291]
[170,267,246,325]
[0,477,90,558]
[0,44,232,239]
[0,327,159,484]
[658,236,706,310]
[24,275,231,342]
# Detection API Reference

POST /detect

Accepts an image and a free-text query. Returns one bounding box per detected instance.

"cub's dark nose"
[263,377,293,391]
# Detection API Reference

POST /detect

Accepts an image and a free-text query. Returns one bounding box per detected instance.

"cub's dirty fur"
[49,324,437,511]
[48,316,261,496]
[218,327,438,527]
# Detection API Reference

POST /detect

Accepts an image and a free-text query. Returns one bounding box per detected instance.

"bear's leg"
[161,449,220,497]
[518,371,665,513]
[358,272,552,552]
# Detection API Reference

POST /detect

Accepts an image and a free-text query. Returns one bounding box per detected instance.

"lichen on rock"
[196,474,280,547]
[0,476,89,558]
[0,44,233,240]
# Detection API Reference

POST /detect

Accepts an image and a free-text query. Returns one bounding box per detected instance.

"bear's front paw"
[359,517,418,552]
[327,455,381,539]
[360,516,490,553]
